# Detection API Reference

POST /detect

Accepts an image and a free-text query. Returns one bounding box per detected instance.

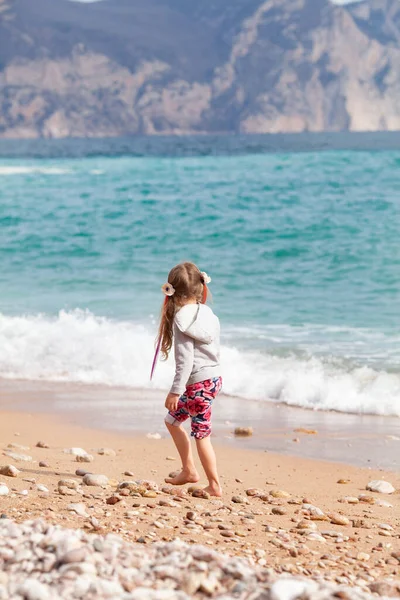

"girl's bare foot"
[165,469,200,485]
[203,483,222,497]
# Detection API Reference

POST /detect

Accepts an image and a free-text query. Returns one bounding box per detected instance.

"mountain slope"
[0,0,399,137]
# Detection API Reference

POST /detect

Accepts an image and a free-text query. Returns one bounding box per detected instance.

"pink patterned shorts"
[165,377,222,440]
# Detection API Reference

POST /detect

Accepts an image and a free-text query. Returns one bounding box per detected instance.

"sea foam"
[0,310,399,417]
[0,166,71,175]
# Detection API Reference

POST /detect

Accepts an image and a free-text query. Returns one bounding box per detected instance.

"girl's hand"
[165,393,180,412]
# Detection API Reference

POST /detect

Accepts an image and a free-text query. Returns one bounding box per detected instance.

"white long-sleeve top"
[169,303,221,396]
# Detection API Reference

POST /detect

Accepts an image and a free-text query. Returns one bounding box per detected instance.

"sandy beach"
[0,403,399,596]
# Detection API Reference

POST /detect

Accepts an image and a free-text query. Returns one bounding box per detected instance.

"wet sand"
[0,378,399,469]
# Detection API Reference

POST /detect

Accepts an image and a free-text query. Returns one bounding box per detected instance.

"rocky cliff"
[0,0,399,138]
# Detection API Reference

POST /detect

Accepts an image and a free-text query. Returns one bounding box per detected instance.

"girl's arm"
[169,326,195,396]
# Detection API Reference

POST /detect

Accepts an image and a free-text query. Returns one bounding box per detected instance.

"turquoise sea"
[0,136,399,416]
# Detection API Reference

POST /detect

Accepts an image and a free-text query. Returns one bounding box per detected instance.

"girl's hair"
[157,262,208,360]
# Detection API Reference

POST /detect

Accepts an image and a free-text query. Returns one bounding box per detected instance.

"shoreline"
[0,378,399,470]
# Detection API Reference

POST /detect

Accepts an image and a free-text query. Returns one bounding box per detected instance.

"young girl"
[155,262,222,497]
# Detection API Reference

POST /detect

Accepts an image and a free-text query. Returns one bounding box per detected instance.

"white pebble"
[3,451,33,462]
[63,448,89,457]
[17,579,50,600]
[36,485,49,493]
[270,578,318,600]
[0,484,9,496]
[146,433,162,440]
[67,503,88,517]
[366,480,395,494]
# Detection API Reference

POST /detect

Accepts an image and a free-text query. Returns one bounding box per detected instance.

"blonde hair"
[157,262,209,360]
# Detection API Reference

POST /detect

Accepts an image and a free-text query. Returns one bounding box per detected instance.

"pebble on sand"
[191,489,210,499]
[220,530,235,538]
[3,451,33,463]
[234,427,253,437]
[246,488,263,497]
[83,474,109,487]
[358,494,375,504]
[270,578,318,599]
[340,496,359,504]
[302,504,327,520]
[58,479,79,490]
[58,487,77,496]
[231,495,249,504]
[0,465,20,478]
[0,484,9,496]
[36,485,49,493]
[16,580,50,600]
[378,523,393,532]
[67,503,89,517]
[76,454,94,463]
[75,469,90,477]
[297,520,318,531]
[375,499,393,508]
[271,507,287,516]
[106,496,121,505]
[328,513,350,526]
[366,480,396,494]
[270,489,291,499]
[36,441,50,449]
[357,552,370,562]
[143,490,157,498]
[63,448,89,457]
[146,433,162,440]
[97,448,116,457]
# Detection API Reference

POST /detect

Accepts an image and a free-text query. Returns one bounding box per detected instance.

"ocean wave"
[0,166,71,175]
[224,323,400,368]
[0,310,399,417]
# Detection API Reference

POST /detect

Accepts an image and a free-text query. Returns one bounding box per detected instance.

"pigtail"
[157,296,176,360]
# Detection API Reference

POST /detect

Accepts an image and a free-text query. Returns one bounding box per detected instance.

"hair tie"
[200,271,211,284]
[161,283,175,296]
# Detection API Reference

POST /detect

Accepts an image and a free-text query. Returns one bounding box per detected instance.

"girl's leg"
[164,422,200,485]
[195,435,222,497]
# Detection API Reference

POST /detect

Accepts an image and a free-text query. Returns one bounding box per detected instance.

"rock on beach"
[3,451,33,463]
[63,447,89,458]
[328,512,350,526]
[0,484,9,496]
[83,474,109,487]
[97,448,116,457]
[0,465,19,478]
[234,427,253,437]
[366,480,396,494]
[36,441,50,449]
[76,454,94,463]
